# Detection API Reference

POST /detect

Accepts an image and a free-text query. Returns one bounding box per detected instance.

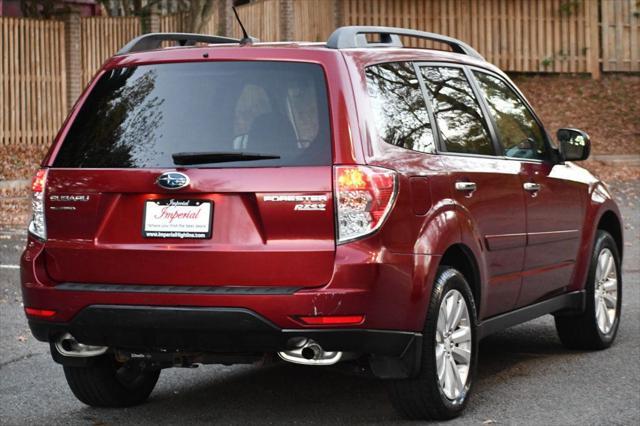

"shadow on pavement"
[72,321,574,424]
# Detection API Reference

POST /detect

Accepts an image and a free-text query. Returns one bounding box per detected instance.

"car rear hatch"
[43,60,336,288]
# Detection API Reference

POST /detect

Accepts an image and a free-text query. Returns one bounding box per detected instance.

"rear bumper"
[28,305,420,357]
[21,236,441,331]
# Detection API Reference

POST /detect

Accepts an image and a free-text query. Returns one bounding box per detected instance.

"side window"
[420,66,495,156]
[365,62,435,154]
[473,72,547,160]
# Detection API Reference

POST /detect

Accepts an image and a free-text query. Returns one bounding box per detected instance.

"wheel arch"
[439,244,482,318]
[597,210,623,259]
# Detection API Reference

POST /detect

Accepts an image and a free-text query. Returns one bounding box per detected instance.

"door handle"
[523,182,541,192]
[455,181,477,192]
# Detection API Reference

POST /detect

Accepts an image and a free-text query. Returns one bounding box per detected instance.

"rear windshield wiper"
[172,151,281,166]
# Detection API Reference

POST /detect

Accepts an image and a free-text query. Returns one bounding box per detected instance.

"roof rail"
[117,32,241,55]
[326,26,484,60]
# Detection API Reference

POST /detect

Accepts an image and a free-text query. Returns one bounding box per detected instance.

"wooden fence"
[341,0,599,74]
[81,17,140,86]
[601,0,640,71]
[292,0,336,41]
[1,0,639,147]
[230,0,281,41]
[1,17,67,147]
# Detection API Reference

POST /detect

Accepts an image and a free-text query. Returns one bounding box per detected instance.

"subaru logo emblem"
[156,172,189,190]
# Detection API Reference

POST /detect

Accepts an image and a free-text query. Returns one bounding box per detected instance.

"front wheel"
[63,355,160,407]
[388,267,478,420]
[555,230,622,349]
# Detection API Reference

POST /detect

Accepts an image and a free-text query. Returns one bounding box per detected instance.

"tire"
[555,230,622,350]
[63,355,160,407]
[388,267,478,420]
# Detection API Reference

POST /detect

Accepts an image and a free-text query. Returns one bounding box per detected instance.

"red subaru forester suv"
[21,27,623,420]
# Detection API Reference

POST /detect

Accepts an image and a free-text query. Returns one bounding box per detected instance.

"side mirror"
[557,128,590,161]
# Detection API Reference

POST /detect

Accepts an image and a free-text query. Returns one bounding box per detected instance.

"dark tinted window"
[365,62,435,153]
[473,72,547,160]
[420,66,494,156]
[54,62,331,168]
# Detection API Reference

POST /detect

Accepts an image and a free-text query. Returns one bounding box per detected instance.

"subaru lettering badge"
[156,172,190,190]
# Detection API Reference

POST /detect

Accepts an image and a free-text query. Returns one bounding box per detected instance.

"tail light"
[28,169,47,240]
[334,165,397,244]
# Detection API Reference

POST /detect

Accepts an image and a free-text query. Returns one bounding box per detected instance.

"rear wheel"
[63,355,160,407]
[555,230,622,349]
[388,267,478,420]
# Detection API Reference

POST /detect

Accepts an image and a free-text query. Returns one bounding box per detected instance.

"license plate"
[143,199,212,239]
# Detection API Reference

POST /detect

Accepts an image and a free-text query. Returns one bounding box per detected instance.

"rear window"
[54,61,331,168]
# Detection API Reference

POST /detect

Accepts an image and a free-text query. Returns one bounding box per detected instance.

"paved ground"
[0,182,638,425]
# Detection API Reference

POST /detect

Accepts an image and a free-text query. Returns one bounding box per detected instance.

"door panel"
[441,155,527,318]
[516,162,585,306]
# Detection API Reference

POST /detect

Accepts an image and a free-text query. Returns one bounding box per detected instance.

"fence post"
[586,0,601,79]
[334,0,344,28]
[141,5,160,34]
[62,8,82,110]
[280,0,294,41]
[217,0,234,37]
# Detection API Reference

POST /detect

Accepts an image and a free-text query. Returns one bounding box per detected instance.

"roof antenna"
[232,6,255,45]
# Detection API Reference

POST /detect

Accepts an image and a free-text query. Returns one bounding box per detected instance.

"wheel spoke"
[436,344,446,383]
[451,326,471,344]
[452,346,471,364]
[597,254,606,280]
[596,299,605,329]
[603,299,613,328]
[603,293,617,309]
[598,299,609,331]
[449,299,464,332]
[449,357,464,396]
[444,356,455,396]
[603,278,617,292]
[603,253,614,279]
[445,292,458,331]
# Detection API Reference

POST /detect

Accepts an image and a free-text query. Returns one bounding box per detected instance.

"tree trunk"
[188,0,217,33]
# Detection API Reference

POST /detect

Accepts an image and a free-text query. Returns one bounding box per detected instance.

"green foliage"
[20,0,70,18]
[559,0,581,16]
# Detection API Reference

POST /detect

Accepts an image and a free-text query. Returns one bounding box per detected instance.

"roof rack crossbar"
[326,26,484,60]
[117,32,241,55]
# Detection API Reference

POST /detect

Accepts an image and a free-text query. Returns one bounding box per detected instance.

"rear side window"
[365,62,435,154]
[54,61,331,168]
[420,66,495,156]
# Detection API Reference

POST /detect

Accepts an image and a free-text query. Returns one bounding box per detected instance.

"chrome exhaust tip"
[54,333,108,358]
[278,339,342,366]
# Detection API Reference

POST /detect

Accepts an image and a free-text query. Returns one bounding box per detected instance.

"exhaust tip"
[278,339,342,366]
[54,333,108,358]
[301,346,316,360]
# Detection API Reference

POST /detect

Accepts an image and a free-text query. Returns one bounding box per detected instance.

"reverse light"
[334,165,397,243]
[298,315,365,326]
[25,307,56,318]
[28,169,47,240]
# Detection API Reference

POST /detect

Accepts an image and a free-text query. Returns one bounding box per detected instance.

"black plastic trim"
[477,290,585,339]
[28,305,420,363]
[55,282,301,295]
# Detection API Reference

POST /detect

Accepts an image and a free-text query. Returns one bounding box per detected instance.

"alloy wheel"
[435,289,472,400]
[594,248,618,334]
